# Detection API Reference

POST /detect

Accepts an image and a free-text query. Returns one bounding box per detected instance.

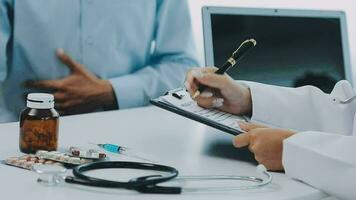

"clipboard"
[150,88,249,136]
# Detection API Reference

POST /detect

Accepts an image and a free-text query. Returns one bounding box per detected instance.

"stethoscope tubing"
[175,171,272,192]
[63,161,272,194]
[65,161,180,192]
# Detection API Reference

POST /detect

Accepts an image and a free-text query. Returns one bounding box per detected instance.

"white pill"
[79,151,86,157]
[54,154,63,160]
[47,152,56,159]
[63,156,70,162]
[36,150,48,157]
[91,152,99,158]
[59,156,66,162]
[85,151,92,157]
[69,157,81,164]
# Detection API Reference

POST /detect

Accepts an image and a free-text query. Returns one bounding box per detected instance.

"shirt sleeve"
[108,0,199,109]
[283,132,356,200]
[0,0,12,82]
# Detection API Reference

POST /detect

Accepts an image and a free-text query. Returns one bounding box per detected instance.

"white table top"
[0,106,327,200]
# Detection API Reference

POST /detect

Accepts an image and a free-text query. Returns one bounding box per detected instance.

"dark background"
[211,14,345,93]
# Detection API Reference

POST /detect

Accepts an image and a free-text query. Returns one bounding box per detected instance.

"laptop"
[202,7,352,93]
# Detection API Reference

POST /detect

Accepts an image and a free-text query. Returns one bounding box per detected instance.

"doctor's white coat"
[247,80,356,200]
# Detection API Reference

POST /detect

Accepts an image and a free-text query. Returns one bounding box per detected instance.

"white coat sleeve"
[245,80,356,134]
[283,132,356,200]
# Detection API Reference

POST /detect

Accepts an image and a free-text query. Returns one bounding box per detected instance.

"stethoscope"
[32,161,272,194]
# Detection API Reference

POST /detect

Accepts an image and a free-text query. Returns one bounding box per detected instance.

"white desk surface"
[0,106,328,200]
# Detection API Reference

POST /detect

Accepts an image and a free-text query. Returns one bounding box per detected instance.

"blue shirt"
[0,0,198,122]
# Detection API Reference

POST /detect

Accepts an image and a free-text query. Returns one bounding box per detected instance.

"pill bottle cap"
[27,93,54,109]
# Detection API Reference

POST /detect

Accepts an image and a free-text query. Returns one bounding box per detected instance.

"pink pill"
[24,161,35,168]
[71,150,80,156]
[37,159,46,164]
[44,160,54,164]
[6,157,18,164]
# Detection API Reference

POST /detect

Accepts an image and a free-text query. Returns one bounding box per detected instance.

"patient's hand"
[25,48,117,115]
[233,122,295,171]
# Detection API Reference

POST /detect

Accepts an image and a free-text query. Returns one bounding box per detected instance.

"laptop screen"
[209,13,346,93]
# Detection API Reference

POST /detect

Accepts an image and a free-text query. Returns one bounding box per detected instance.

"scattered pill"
[69,146,107,159]
[30,157,37,162]
[72,150,80,156]
[38,159,45,164]
[6,157,18,164]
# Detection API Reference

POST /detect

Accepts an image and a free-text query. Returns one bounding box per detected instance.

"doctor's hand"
[25,48,117,115]
[233,122,296,171]
[185,67,252,116]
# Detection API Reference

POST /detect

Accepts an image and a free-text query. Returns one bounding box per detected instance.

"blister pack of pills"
[36,150,96,165]
[3,147,108,171]
[3,155,63,170]
[69,147,107,159]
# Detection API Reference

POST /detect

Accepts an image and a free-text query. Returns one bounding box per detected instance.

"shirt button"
[86,36,94,46]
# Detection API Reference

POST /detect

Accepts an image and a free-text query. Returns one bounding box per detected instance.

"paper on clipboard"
[156,88,247,133]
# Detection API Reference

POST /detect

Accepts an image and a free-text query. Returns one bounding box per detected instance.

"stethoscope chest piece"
[32,164,67,186]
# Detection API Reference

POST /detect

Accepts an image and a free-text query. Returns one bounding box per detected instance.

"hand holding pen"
[184,39,256,116]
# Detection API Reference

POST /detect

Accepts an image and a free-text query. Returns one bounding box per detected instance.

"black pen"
[192,38,257,99]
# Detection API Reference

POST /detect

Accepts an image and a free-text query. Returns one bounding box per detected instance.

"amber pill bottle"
[19,93,59,154]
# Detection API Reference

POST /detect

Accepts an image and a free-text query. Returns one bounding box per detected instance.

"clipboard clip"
[164,88,186,100]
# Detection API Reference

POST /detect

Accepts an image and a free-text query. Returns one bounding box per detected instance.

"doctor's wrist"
[239,85,253,117]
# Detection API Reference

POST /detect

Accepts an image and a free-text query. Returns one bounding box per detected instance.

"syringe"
[95,143,156,163]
